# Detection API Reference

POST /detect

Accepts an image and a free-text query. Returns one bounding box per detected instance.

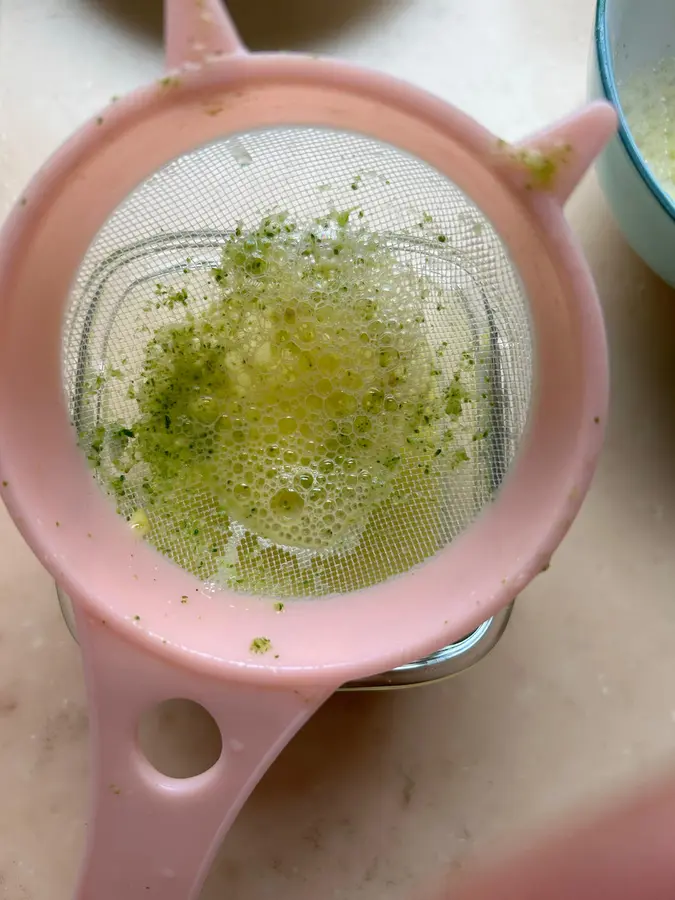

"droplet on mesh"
[229,140,252,167]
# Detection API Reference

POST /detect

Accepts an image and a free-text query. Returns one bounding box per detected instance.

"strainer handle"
[72,608,332,900]
[165,0,246,70]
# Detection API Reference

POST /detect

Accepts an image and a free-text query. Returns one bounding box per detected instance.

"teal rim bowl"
[594,0,675,226]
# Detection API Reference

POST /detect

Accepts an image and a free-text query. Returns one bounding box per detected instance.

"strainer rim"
[0,53,607,684]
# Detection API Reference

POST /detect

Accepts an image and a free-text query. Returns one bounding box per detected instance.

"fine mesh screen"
[63,126,533,599]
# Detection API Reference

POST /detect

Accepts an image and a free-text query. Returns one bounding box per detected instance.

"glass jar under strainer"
[55,584,513,689]
[0,2,615,897]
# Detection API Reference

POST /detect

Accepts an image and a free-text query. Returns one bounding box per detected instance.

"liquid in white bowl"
[621,58,675,200]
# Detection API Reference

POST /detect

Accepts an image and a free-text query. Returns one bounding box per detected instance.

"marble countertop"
[1,1,675,898]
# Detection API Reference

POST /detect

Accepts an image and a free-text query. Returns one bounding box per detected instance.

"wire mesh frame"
[63,126,533,599]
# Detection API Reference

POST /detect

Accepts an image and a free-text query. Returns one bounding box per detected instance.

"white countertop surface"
[2,1,675,898]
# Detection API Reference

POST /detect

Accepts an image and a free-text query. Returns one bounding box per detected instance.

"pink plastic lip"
[0,52,611,686]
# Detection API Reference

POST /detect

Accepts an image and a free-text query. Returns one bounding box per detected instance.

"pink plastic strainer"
[0,2,615,897]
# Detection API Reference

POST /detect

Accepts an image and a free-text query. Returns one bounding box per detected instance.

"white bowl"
[590,0,675,286]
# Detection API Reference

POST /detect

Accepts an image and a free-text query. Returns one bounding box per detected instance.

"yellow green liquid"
[83,211,479,597]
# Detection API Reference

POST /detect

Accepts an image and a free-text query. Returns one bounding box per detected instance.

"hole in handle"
[138,699,223,778]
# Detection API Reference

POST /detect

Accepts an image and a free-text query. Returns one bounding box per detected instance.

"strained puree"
[83,211,478,595]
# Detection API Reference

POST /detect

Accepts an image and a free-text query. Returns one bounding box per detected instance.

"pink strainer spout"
[165,0,245,69]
